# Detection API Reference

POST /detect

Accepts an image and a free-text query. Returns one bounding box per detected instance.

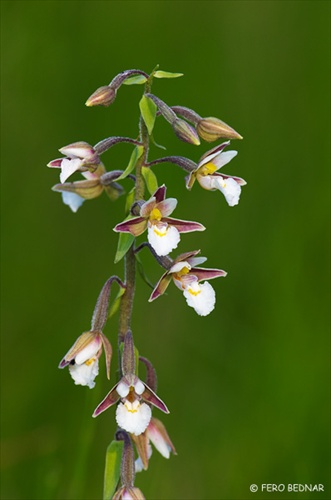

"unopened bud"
[172,119,200,146]
[197,117,243,142]
[85,86,117,107]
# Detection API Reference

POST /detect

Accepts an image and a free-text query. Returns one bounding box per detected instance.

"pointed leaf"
[154,71,183,79]
[122,75,147,85]
[150,134,167,150]
[114,233,134,264]
[142,166,158,195]
[139,95,157,135]
[103,440,124,500]
[108,286,126,319]
[116,146,144,181]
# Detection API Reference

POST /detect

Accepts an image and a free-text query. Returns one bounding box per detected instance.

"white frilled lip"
[69,357,99,389]
[183,281,216,316]
[61,191,85,212]
[116,401,152,436]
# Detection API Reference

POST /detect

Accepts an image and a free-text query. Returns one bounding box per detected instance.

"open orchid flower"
[93,332,169,436]
[47,141,101,184]
[186,141,247,206]
[114,185,205,256]
[59,330,112,389]
[149,250,227,316]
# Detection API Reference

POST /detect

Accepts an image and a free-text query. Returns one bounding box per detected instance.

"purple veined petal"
[163,217,205,233]
[92,384,120,417]
[220,173,247,186]
[142,385,169,414]
[114,217,148,236]
[153,185,166,203]
[212,150,238,170]
[140,198,156,217]
[198,141,231,167]
[149,273,172,302]
[156,198,177,217]
[47,158,63,168]
[190,267,227,281]
[173,249,201,264]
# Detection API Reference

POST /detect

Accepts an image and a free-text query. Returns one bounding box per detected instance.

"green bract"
[139,95,157,135]
[103,440,124,500]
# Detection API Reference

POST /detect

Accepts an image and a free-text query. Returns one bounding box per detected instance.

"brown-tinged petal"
[190,267,227,281]
[173,249,201,264]
[114,217,148,236]
[59,331,97,368]
[142,385,169,414]
[198,141,230,166]
[162,217,205,233]
[140,198,156,217]
[92,383,120,417]
[148,272,172,302]
[52,179,103,200]
[100,333,112,379]
[131,433,150,470]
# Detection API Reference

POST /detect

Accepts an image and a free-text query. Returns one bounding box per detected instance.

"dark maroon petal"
[47,158,63,168]
[58,359,70,368]
[163,217,205,233]
[149,273,172,301]
[114,217,147,236]
[190,267,227,281]
[92,384,120,417]
[142,385,169,414]
[153,185,166,203]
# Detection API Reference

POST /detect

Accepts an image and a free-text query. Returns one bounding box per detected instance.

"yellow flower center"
[187,286,201,296]
[85,357,96,366]
[125,401,140,414]
[153,226,167,237]
[198,162,217,176]
[150,208,162,222]
[173,266,190,281]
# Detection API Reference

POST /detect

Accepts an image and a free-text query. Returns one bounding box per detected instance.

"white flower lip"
[61,192,85,212]
[69,357,99,389]
[183,281,216,316]
[116,401,152,436]
[147,224,180,256]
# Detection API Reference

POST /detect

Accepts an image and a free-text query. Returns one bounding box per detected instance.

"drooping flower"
[93,332,169,436]
[59,330,112,389]
[113,486,145,500]
[149,250,227,316]
[114,185,205,256]
[133,417,177,472]
[47,141,101,183]
[186,141,247,206]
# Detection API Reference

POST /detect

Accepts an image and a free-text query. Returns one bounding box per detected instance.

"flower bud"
[172,119,200,146]
[197,117,243,142]
[85,86,117,107]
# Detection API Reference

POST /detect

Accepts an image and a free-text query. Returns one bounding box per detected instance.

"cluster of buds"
[49,67,246,498]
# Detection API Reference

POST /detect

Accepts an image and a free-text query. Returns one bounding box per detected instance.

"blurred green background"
[1,1,330,499]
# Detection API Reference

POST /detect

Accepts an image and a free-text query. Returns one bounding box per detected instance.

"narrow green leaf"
[108,286,126,319]
[116,146,144,181]
[139,95,157,135]
[122,75,147,85]
[103,440,123,500]
[114,232,134,263]
[154,70,184,79]
[142,166,158,196]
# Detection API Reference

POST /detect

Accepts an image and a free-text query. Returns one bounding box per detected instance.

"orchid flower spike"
[186,141,247,206]
[150,250,227,316]
[59,330,112,389]
[93,332,169,436]
[47,141,101,184]
[114,185,205,256]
